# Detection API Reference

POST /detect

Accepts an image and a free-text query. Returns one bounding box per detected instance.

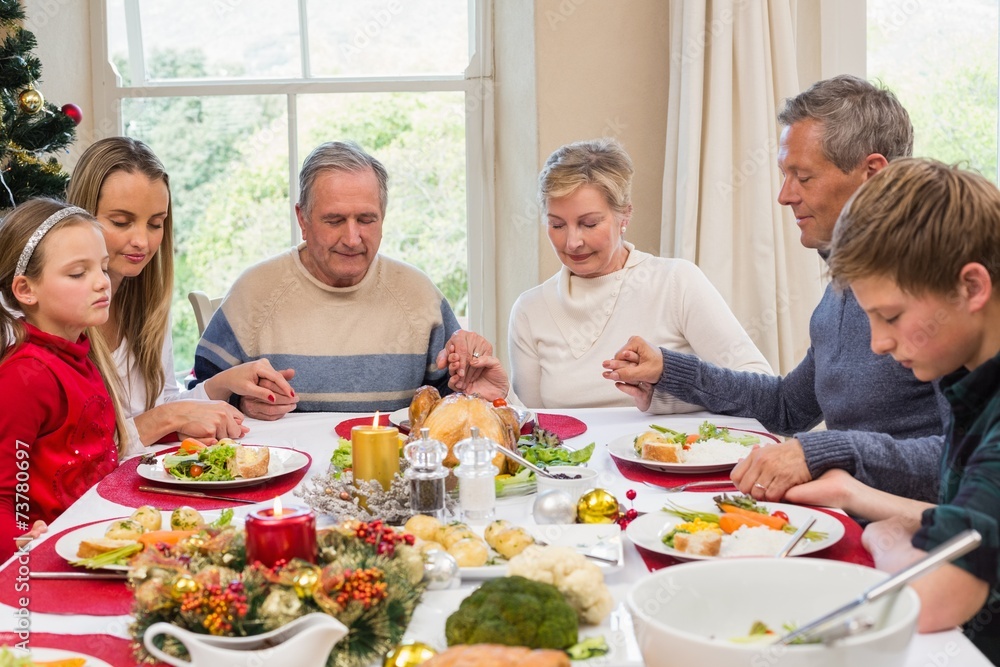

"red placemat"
[335,414,391,439]
[530,413,588,439]
[336,412,588,441]
[0,519,132,615]
[635,507,874,571]
[97,446,312,510]
[0,632,151,666]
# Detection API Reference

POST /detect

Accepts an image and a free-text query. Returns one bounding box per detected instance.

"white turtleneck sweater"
[508,243,773,410]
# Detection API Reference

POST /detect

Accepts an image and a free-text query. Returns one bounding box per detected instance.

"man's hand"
[730,439,812,501]
[448,353,510,402]
[437,330,495,391]
[602,336,664,385]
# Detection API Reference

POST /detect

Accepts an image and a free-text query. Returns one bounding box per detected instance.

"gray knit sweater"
[655,283,948,502]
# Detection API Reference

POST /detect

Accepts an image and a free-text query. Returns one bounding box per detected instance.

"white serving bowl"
[535,465,598,501]
[627,558,919,667]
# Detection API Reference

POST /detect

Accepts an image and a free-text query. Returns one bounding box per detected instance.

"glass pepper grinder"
[403,428,449,520]
[453,426,498,524]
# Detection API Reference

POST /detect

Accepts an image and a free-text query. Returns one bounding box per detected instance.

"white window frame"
[88,0,496,341]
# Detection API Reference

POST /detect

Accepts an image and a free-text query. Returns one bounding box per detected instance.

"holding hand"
[173,399,250,442]
[602,336,664,409]
[206,359,297,405]
[437,330,509,401]
[730,439,811,501]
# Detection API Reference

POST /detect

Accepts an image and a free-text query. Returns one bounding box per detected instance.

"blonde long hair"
[67,137,175,412]
[0,198,128,451]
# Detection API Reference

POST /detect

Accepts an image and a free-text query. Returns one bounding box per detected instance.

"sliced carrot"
[179,438,207,454]
[717,503,788,530]
[685,434,700,445]
[33,659,87,667]
[137,530,197,549]
[718,512,768,534]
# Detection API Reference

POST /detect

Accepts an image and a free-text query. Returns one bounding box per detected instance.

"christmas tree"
[0,0,78,210]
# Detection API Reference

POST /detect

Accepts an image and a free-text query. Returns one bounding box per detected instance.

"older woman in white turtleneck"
[508,138,772,411]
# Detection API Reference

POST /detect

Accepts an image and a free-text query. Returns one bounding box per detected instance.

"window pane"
[122,92,291,376]
[296,92,468,317]
[868,0,999,182]
[109,0,302,82]
[306,0,469,77]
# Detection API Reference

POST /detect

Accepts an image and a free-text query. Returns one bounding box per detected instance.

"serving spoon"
[777,529,982,645]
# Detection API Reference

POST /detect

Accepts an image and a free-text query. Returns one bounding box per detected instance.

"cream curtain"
[661,0,824,374]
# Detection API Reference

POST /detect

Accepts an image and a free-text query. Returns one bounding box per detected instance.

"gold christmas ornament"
[383,642,438,667]
[18,86,44,114]
[291,564,322,599]
[576,488,620,524]
[170,574,200,598]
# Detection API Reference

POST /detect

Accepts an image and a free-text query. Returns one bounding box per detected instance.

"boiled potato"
[440,526,478,550]
[170,506,205,531]
[415,539,446,554]
[105,518,145,541]
[447,537,489,567]
[404,514,442,542]
[491,528,535,560]
[131,505,162,532]
[483,519,512,547]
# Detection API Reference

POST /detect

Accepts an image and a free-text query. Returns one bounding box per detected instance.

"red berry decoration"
[625,508,639,521]
[61,103,83,126]
[625,489,637,501]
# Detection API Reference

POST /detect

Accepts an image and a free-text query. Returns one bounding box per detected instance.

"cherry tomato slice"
[189,464,204,478]
[492,398,508,408]
[771,510,790,523]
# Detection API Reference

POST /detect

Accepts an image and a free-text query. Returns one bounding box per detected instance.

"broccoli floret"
[445,575,578,650]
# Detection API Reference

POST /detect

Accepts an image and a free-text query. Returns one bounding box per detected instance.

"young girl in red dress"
[0,199,126,561]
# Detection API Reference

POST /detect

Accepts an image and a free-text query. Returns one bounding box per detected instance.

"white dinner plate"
[55,510,235,571]
[402,584,644,665]
[625,499,844,561]
[137,445,309,490]
[606,425,779,474]
[459,523,624,579]
[6,647,112,667]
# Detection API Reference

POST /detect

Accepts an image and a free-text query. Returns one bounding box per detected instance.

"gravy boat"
[143,613,349,667]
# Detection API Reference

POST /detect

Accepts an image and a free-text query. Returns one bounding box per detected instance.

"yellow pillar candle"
[351,415,401,492]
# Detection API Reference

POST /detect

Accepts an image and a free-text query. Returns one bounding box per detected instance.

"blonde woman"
[508,138,772,410]
[67,137,296,454]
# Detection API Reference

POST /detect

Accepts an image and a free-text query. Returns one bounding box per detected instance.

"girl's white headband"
[13,206,89,277]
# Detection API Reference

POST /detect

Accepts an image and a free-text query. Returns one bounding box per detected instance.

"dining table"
[0,407,993,667]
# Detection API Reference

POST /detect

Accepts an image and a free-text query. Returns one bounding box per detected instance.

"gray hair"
[778,75,913,173]
[538,138,634,215]
[298,141,389,216]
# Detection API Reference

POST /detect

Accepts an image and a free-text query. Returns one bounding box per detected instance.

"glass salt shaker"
[453,426,498,524]
[403,428,449,520]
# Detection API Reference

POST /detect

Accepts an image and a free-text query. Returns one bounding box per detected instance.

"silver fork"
[642,479,738,493]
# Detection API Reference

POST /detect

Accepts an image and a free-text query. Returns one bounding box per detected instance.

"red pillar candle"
[245,498,317,568]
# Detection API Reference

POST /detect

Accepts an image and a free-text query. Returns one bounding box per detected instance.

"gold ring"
[753,483,767,491]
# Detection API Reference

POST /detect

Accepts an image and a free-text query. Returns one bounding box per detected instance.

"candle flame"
[372,411,381,428]
[273,496,283,518]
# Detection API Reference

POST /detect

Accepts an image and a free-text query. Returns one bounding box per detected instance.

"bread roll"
[235,445,270,478]
[673,530,721,556]
[636,432,682,463]
[422,645,571,667]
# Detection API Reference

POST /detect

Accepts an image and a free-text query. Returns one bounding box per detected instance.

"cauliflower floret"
[506,545,613,625]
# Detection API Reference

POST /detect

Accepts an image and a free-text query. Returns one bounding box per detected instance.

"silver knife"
[138,485,258,504]
[30,571,128,580]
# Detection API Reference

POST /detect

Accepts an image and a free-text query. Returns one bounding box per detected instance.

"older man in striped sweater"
[193,141,507,419]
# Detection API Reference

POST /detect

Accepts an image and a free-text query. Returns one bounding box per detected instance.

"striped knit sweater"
[194,244,460,412]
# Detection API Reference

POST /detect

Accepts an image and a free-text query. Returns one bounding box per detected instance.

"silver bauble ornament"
[533,489,577,524]
[422,548,460,590]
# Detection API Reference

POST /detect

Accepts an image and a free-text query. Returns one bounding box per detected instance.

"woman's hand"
[613,379,654,411]
[204,359,297,405]
[602,336,664,385]
[170,400,249,442]
[449,353,510,402]
[437,330,494,389]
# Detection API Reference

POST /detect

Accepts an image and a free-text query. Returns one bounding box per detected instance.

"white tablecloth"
[3,408,992,666]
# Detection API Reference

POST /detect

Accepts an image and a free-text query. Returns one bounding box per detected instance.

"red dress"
[0,322,118,561]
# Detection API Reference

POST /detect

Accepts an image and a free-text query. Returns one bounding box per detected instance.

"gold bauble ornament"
[576,488,620,524]
[291,565,321,599]
[182,533,206,550]
[170,574,200,598]
[383,642,438,667]
[18,86,43,114]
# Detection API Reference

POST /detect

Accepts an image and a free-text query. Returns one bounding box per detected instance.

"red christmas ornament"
[60,103,82,126]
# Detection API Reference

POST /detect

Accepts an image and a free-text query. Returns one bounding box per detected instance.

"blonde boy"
[785,158,1000,660]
